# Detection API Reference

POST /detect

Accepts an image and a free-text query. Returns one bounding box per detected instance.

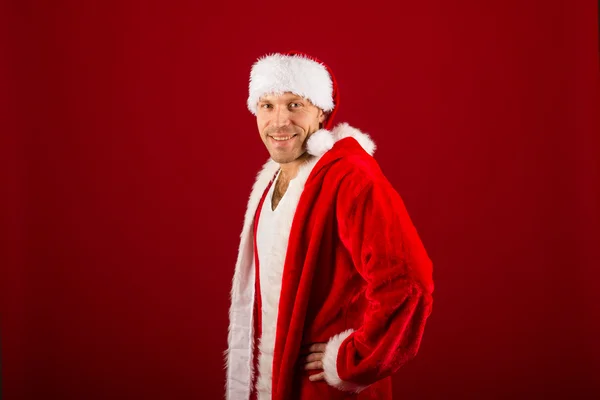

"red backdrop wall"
[2,1,599,399]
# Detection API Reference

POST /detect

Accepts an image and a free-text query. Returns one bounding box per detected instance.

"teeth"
[272,135,293,141]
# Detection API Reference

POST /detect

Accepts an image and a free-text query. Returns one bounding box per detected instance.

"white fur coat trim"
[224,156,279,400]
[224,122,375,399]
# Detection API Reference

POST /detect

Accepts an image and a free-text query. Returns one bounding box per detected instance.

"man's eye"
[289,103,301,108]
[261,104,272,109]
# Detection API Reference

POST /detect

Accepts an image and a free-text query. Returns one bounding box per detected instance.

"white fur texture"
[224,122,376,398]
[247,53,334,115]
[332,122,377,156]
[306,128,335,157]
[322,328,370,393]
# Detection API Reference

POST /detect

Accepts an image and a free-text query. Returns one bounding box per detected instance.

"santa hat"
[247,50,340,130]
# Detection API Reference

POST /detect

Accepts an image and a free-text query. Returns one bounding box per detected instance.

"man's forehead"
[259,92,307,102]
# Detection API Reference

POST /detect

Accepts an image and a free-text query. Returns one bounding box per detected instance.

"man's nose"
[274,106,292,126]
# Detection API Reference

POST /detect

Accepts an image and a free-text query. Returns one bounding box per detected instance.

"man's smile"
[269,134,298,144]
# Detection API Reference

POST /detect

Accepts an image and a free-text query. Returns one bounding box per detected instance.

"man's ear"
[318,109,326,129]
[318,109,326,123]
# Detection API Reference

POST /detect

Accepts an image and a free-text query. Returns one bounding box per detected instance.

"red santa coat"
[224,123,434,400]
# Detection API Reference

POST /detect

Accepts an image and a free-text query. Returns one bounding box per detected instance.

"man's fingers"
[306,343,327,353]
[304,360,324,370]
[309,371,325,382]
[301,350,326,381]
[299,342,326,356]
[305,352,323,363]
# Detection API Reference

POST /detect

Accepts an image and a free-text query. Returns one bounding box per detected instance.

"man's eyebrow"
[259,96,304,103]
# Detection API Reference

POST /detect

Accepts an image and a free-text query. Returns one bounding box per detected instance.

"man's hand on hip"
[301,342,327,382]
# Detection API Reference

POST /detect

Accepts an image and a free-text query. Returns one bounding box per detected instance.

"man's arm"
[322,173,435,393]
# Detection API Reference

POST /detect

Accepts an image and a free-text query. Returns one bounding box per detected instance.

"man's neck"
[271,152,313,211]
[277,152,313,181]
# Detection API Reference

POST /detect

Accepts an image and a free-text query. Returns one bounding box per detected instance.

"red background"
[1,1,599,399]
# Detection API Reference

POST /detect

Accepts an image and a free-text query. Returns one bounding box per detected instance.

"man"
[224,51,434,400]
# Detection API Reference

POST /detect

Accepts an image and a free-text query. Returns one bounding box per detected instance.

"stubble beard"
[268,138,306,164]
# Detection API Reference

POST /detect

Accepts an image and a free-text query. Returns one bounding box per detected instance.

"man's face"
[256,92,325,164]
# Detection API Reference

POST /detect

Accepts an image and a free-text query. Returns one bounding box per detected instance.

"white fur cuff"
[322,328,370,393]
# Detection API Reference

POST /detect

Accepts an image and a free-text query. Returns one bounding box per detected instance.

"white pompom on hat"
[247,50,340,130]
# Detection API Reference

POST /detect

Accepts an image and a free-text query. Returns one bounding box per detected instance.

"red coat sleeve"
[322,172,434,393]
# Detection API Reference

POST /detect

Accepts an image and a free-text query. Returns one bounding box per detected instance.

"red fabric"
[250,137,434,399]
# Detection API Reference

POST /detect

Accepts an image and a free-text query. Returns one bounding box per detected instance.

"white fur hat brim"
[247,53,335,114]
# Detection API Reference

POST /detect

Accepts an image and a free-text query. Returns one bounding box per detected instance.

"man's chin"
[270,155,296,164]
[269,150,303,165]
